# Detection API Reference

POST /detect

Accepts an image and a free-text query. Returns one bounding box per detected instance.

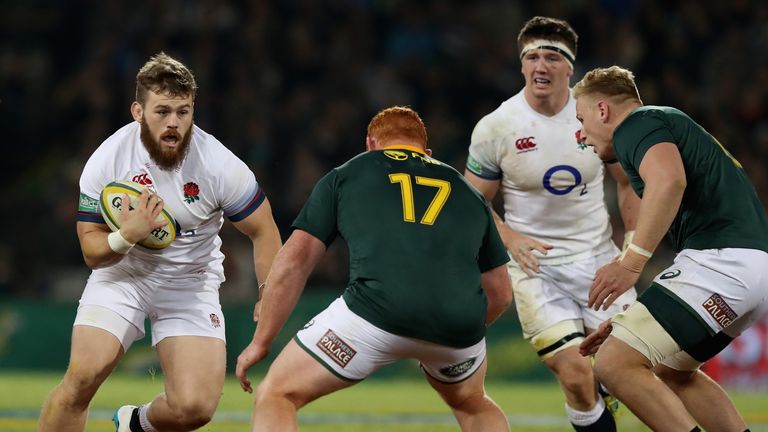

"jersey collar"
[382,144,426,154]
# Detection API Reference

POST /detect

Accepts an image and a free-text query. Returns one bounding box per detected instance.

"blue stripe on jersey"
[227,189,266,222]
[77,211,105,223]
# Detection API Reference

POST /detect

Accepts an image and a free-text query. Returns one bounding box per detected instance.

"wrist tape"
[108,231,135,254]
[619,244,651,273]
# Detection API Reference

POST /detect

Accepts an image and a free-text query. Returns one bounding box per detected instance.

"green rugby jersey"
[613,106,768,252]
[292,145,510,347]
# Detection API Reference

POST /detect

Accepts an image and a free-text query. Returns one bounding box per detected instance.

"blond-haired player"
[576,65,767,432]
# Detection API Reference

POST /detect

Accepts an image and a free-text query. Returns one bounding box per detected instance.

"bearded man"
[39,52,282,432]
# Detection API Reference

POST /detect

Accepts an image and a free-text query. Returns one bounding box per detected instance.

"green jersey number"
[389,174,451,225]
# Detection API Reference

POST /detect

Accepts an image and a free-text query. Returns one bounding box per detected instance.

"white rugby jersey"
[77,122,265,282]
[467,90,614,263]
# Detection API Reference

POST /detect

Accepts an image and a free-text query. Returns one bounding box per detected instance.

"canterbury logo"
[132,173,153,186]
[515,136,537,151]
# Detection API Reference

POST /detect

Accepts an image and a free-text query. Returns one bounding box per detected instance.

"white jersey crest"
[78,122,264,282]
[467,90,613,263]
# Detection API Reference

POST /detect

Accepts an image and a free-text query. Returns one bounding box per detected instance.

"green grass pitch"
[1,372,766,431]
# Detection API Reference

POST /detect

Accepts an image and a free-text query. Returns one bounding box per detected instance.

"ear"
[131,101,143,122]
[425,148,433,157]
[597,100,610,123]
[366,136,376,151]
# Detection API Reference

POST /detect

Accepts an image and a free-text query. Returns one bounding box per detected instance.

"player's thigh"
[609,299,682,367]
[650,249,768,336]
[529,319,586,360]
[294,297,400,381]
[156,336,226,406]
[258,339,356,408]
[426,357,489,408]
[415,336,486,384]
[595,333,654,376]
[510,260,624,358]
[150,279,226,346]
[508,264,574,339]
[67,324,125,382]
[555,249,635,330]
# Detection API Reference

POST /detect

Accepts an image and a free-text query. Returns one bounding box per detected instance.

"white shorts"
[611,248,768,369]
[75,266,225,351]
[510,247,636,358]
[650,248,768,335]
[295,297,486,383]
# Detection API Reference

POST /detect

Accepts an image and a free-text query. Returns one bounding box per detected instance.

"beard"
[139,119,192,171]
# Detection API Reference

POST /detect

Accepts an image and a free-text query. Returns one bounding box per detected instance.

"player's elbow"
[666,176,687,202]
[668,172,687,191]
[82,252,120,270]
[82,255,98,269]
[494,285,514,315]
[485,288,513,327]
[483,264,511,290]
[482,266,513,316]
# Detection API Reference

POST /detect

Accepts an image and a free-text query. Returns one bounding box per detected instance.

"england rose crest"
[183,182,200,203]
[209,313,221,328]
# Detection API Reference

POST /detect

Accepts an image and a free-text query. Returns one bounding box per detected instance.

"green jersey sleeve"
[477,206,510,272]
[292,170,340,246]
[616,109,675,169]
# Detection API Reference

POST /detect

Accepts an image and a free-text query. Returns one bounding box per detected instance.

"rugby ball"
[100,180,178,250]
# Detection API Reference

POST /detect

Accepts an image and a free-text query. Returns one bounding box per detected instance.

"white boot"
[113,405,138,432]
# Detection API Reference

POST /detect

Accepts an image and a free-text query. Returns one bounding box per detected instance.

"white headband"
[520,39,576,69]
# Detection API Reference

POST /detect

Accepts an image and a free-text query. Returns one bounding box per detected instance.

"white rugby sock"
[565,397,606,426]
[138,403,158,432]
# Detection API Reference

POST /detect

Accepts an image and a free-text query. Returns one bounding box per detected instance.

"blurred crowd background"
[2,0,768,302]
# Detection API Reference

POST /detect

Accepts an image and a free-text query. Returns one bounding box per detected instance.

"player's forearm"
[632,177,685,254]
[485,293,511,326]
[481,265,513,326]
[251,232,321,346]
[616,180,640,231]
[491,209,519,250]
[250,227,283,286]
[80,231,126,268]
[252,259,309,346]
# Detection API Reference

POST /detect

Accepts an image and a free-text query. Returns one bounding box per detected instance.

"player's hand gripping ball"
[99,180,178,249]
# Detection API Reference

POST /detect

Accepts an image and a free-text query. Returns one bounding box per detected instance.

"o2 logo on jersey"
[542,165,586,196]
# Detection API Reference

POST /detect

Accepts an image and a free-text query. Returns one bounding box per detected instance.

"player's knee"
[61,364,111,404]
[550,354,595,398]
[655,365,696,391]
[592,353,621,388]
[254,380,304,409]
[168,398,216,430]
[435,382,486,412]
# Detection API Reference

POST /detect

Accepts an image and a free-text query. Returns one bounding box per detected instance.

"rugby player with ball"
[39,52,282,432]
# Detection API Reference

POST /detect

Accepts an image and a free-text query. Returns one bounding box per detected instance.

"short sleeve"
[218,152,265,222]
[466,120,503,180]
[291,170,339,246]
[78,147,109,223]
[477,205,510,272]
[615,109,675,169]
